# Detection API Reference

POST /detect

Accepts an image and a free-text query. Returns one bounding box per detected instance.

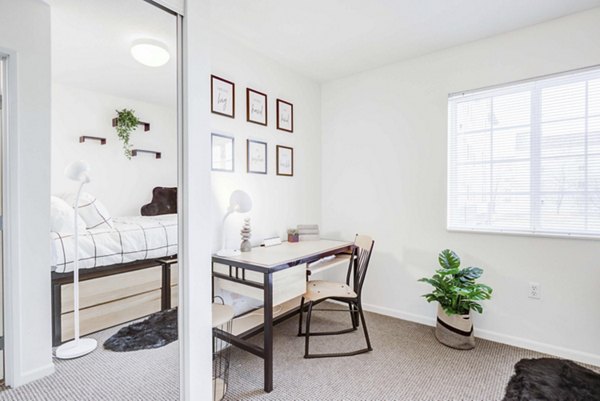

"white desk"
[212,239,353,393]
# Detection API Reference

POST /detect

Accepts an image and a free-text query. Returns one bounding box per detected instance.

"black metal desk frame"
[211,244,352,393]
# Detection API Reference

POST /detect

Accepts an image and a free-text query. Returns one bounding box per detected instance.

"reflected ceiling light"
[130,39,170,67]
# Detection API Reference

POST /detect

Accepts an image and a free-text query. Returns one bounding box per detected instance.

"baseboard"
[362,303,600,368]
[12,363,55,387]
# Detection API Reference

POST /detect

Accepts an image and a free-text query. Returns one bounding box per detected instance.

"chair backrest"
[345,234,374,297]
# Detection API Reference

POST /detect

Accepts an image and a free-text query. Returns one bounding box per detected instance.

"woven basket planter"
[435,304,475,350]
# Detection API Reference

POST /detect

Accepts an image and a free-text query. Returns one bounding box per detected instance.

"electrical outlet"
[528,282,541,299]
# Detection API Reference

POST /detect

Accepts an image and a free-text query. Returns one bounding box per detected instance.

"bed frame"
[51,187,178,346]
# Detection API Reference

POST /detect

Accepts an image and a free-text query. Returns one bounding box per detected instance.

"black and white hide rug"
[104,308,177,352]
[503,358,600,401]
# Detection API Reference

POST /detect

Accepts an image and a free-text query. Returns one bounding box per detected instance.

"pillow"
[50,196,87,233]
[62,192,113,230]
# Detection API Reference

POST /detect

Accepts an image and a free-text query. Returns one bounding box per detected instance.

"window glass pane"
[586,192,600,231]
[493,161,530,193]
[456,163,490,194]
[490,194,530,229]
[456,131,490,164]
[492,91,531,129]
[589,78,600,116]
[456,98,491,133]
[540,156,585,192]
[539,193,585,231]
[451,194,490,227]
[541,81,585,122]
[492,128,529,160]
[587,155,600,192]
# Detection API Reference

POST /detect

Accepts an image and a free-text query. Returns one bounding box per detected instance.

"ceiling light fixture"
[130,39,170,67]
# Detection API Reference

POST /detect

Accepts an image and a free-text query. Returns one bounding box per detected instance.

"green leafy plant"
[114,109,139,159]
[418,249,492,316]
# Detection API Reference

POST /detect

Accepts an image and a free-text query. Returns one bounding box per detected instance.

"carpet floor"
[0,322,179,401]
[0,304,596,400]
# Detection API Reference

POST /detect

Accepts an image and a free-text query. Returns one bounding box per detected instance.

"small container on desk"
[213,298,234,401]
[287,229,299,243]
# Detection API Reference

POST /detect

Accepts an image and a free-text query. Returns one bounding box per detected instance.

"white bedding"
[51,214,178,273]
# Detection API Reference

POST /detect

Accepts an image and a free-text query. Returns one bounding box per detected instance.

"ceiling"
[210,0,600,82]
[50,0,600,104]
[50,0,177,106]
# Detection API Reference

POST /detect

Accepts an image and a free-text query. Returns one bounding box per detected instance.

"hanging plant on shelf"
[114,108,139,159]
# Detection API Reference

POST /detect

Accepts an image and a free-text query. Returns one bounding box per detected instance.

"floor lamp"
[217,190,252,257]
[55,160,98,359]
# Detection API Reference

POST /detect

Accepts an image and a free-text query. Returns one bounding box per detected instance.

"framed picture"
[276,99,293,132]
[246,88,268,126]
[211,133,234,172]
[211,75,235,118]
[247,139,267,174]
[276,145,294,176]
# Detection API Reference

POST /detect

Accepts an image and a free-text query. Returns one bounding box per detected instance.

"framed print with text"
[211,75,235,118]
[276,145,293,176]
[246,88,268,126]
[247,139,267,174]
[276,99,293,132]
[211,133,234,172]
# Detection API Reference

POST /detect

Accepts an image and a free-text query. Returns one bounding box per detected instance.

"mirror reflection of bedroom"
[49,0,179,398]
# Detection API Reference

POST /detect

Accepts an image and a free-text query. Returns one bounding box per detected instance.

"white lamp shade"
[228,190,252,213]
[64,160,91,183]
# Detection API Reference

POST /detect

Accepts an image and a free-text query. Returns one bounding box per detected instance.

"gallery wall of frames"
[210,74,295,177]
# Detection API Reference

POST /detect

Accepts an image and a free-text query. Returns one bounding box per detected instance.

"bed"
[51,187,179,346]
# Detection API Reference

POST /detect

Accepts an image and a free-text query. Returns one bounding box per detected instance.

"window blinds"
[447,66,600,238]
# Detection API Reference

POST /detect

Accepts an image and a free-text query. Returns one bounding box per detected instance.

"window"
[448,66,600,238]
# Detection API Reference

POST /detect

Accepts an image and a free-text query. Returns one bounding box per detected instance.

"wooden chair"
[297,234,375,358]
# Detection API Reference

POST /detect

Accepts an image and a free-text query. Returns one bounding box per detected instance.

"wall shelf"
[132,149,161,159]
[79,136,107,145]
[112,118,150,132]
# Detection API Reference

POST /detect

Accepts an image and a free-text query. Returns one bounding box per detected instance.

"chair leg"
[297,297,306,336]
[304,302,314,358]
[358,301,372,351]
[349,301,358,329]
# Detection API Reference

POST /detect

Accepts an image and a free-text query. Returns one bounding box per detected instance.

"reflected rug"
[104,308,178,352]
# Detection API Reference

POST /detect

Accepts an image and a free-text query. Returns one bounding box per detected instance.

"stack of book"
[298,224,320,241]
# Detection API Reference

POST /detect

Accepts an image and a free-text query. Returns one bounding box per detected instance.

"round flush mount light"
[130,40,170,67]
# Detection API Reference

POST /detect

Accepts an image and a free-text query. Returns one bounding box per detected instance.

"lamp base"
[55,338,97,359]
[216,249,241,257]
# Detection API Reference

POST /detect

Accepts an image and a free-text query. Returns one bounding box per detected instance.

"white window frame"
[447,64,600,240]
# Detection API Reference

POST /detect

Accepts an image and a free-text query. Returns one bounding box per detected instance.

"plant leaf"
[438,249,460,270]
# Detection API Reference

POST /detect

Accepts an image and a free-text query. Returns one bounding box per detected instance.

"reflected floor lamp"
[55,160,98,359]
[217,190,252,257]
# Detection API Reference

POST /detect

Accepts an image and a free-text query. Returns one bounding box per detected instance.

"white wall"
[210,33,322,250]
[321,8,600,366]
[51,83,177,216]
[183,0,213,400]
[0,0,54,386]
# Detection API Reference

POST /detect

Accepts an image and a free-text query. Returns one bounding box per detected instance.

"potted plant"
[114,108,139,159]
[418,249,492,349]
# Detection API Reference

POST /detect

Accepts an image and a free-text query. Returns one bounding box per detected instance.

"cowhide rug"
[104,308,177,352]
[503,358,600,401]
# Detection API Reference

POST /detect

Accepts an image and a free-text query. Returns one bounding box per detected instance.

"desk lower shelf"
[232,296,303,337]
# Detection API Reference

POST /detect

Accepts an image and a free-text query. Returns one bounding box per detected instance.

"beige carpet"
[224,305,580,401]
[0,322,179,401]
[0,305,595,400]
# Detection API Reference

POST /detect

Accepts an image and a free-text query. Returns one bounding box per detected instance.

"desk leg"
[263,272,274,392]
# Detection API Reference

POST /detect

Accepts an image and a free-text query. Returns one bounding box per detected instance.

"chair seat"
[304,280,357,302]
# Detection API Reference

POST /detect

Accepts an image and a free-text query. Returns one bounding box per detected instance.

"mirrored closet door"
[49,0,179,398]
